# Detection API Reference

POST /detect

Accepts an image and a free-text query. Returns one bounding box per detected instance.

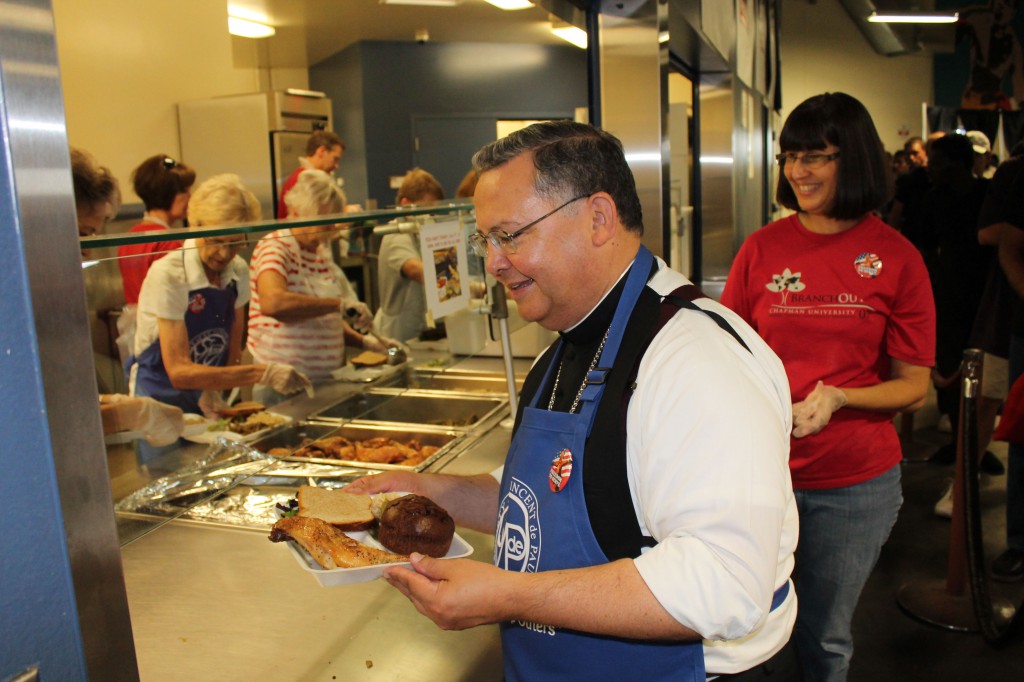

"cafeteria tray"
[249,421,465,472]
[309,389,506,430]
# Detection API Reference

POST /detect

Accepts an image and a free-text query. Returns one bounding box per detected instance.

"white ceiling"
[228,0,567,68]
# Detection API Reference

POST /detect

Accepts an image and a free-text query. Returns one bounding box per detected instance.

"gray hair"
[187,174,261,227]
[471,121,643,234]
[284,169,346,217]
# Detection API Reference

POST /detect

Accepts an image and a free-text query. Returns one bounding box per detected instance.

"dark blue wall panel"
[312,40,588,205]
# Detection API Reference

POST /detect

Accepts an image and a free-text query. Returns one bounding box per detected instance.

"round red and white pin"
[854,252,882,278]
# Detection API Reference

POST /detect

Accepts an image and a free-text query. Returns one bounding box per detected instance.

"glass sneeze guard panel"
[81,200,537,545]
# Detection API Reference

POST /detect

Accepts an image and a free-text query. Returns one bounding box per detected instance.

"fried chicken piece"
[354,438,409,463]
[269,516,407,569]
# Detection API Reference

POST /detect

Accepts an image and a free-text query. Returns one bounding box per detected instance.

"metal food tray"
[117,474,372,532]
[381,368,524,394]
[308,388,506,430]
[249,421,466,472]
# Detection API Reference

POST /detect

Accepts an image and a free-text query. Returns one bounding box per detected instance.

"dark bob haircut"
[472,120,644,234]
[777,92,891,220]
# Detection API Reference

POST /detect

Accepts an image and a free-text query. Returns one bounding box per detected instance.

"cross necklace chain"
[547,325,612,413]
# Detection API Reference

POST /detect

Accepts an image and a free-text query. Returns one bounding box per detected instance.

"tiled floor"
[849,425,1024,680]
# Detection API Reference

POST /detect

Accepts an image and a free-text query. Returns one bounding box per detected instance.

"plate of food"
[183,402,291,444]
[268,485,472,586]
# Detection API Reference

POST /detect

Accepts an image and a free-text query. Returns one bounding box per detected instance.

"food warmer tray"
[308,388,506,430]
[249,421,466,472]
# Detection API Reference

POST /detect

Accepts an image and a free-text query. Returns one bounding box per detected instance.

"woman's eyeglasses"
[775,151,840,170]
[468,194,590,257]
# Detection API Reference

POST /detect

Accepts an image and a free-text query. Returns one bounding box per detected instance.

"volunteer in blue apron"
[347,122,800,681]
[129,174,312,433]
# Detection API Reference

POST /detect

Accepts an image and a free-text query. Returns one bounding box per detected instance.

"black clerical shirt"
[513,260,663,560]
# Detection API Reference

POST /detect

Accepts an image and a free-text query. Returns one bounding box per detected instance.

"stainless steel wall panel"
[598,0,670,258]
[0,0,137,679]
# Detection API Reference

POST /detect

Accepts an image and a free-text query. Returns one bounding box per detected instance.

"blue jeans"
[1007,334,1024,553]
[792,464,903,682]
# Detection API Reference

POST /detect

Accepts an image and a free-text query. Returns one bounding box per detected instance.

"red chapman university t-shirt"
[721,213,935,490]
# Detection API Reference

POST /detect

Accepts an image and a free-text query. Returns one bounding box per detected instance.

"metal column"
[0,1,138,679]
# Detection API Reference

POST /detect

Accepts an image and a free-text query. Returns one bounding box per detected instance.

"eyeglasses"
[775,151,840,169]
[469,194,590,257]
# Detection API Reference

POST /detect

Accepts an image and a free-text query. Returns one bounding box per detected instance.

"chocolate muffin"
[377,494,455,557]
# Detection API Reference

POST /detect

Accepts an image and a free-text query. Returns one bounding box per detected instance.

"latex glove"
[260,362,314,398]
[792,381,848,438]
[362,334,402,354]
[100,394,184,446]
[198,390,227,420]
[342,300,374,334]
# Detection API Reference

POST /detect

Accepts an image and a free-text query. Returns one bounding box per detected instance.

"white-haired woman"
[248,170,394,403]
[129,174,311,430]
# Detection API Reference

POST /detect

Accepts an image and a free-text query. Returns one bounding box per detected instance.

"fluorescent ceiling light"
[551,23,587,49]
[380,0,462,6]
[484,0,534,9]
[228,16,276,38]
[867,11,958,24]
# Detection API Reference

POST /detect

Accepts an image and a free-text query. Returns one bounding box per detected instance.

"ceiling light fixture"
[551,20,587,49]
[228,16,276,38]
[484,0,534,9]
[380,0,462,7]
[867,11,958,24]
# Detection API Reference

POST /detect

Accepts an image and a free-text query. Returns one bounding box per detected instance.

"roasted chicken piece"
[269,516,407,569]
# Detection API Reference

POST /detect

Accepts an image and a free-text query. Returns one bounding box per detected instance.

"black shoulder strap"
[589,284,752,560]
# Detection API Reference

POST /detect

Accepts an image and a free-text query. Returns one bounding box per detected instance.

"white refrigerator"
[178,89,333,220]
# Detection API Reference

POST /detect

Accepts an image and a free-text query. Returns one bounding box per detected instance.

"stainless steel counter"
[120,390,515,681]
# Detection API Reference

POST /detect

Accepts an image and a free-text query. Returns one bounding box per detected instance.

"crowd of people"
[72,103,1024,682]
[74,136,445,462]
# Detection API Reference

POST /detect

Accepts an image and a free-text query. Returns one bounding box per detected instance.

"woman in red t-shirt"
[721,92,935,682]
[115,155,195,362]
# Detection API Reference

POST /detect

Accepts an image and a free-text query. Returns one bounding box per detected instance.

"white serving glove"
[342,300,374,334]
[792,380,848,438]
[100,394,184,446]
[361,334,402,354]
[198,390,227,420]
[259,362,314,398]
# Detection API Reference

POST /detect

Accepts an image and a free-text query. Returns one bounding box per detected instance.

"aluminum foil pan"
[115,438,379,530]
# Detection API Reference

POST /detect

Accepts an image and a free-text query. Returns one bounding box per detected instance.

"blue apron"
[130,253,238,415]
[495,246,705,682]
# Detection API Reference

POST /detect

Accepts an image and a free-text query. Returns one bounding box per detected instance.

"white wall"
[52,0,307,204]
[780,0,933,153]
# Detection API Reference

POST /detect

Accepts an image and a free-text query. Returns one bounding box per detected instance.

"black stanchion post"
[896,350,983,631]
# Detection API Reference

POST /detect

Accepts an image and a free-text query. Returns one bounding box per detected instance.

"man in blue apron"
[348,122,799,681]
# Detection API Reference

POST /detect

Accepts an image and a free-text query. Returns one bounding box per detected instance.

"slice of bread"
[350,350,389,367]
[219,401,266,418]
[297,485,375,531]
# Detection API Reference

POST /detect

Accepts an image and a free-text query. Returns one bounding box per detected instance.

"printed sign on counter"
[419,218,471,320]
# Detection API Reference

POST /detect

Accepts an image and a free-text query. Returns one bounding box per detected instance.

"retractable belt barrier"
[959,349,1024,647]
[897,349,1021,640]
